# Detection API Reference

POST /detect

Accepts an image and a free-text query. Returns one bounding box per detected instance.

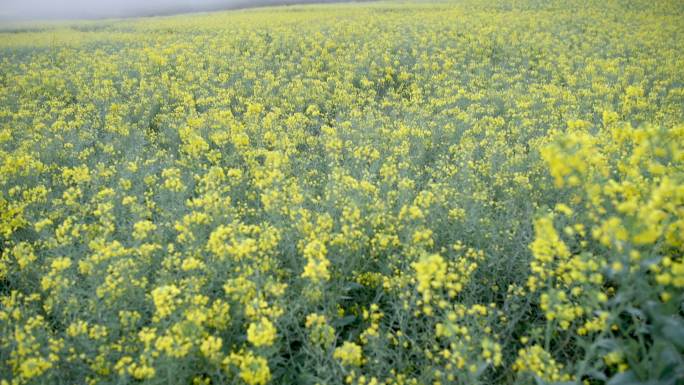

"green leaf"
[607,370,639,385]
[661,318,684,349]
[332,315,357,328]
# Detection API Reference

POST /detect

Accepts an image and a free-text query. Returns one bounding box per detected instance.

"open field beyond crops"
[1,1,683,384]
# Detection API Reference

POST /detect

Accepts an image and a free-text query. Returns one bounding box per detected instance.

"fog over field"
[0,0,373,20]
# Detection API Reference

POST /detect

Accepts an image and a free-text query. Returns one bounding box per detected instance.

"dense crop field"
[1,1,684,384]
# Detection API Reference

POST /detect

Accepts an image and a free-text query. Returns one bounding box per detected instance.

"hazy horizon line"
[0,0,378,23]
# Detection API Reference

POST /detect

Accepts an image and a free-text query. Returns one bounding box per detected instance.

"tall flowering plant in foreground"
[522,120,684,382]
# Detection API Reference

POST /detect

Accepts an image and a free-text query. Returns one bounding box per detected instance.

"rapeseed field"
[1,1,683,384]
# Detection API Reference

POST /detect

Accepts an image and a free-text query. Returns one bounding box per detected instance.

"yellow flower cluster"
[151,284,181,319]
[301,239,331,283]
[226,351,271,385]
[513,345,571,383]
[305,313,335,347]
[247,317,277,347]
[334,342,364,367]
